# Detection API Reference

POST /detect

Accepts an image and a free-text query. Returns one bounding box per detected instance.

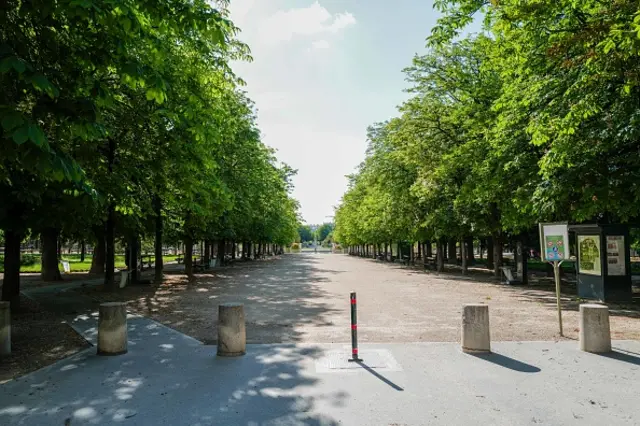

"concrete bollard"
[579,304,611,353]
[97,302,128,356]
[462,304,490,353]
[0,301,10,356]
[217,303,246,357]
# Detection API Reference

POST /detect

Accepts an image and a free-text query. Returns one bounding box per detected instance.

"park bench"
[501,266,522,285]
[423,257,436,270]
[140,254,153,271]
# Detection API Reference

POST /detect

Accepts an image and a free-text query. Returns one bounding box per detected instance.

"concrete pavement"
[1,313,640,425]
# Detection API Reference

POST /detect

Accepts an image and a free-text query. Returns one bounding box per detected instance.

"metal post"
[348,292,363,362]
[553,260,563,336]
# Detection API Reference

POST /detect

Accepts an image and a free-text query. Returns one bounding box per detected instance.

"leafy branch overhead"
[335,0,640,250]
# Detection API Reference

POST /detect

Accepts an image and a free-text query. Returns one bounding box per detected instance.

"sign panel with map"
[606,235,625,276]
[578,235,601,276]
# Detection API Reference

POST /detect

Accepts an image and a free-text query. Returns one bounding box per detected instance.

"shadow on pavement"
[355,361,404,391]
[0,318,345,425]
[598,350,640,366]
[468,352,541,373]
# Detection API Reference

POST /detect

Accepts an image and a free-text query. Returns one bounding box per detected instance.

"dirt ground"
[0,295,89,383]
[72,254,640,344]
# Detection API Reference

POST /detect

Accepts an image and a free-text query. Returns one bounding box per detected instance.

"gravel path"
[77,253,640,344]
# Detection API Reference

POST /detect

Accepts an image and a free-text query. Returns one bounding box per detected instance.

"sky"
[227,1,473,225]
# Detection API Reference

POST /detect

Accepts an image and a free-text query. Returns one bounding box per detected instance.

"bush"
[291,242,300,250]
[21,254,39,266]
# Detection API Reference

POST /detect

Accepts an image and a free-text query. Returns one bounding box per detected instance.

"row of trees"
[334,1,640,274]
[297,223,334,244]
[1,0,299,308]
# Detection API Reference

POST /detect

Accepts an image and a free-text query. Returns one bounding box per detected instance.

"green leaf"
[12,125,29,144]
[122,17,132,32]
[1,113,24,131]
[28,124,46,146]
[0,56,26,74]
[30,73,59,98]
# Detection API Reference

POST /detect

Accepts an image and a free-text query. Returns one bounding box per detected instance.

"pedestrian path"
[1,312,640,425]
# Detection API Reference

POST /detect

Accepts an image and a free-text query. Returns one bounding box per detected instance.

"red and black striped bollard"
[348,291,363,362]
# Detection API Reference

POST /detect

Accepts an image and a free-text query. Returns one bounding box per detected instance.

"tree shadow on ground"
[0,317,345,425]
[354,255,640,320]
[64,254,344,345]
[511,288,640,319]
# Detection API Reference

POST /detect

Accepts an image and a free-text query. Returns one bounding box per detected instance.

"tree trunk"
[436,240,444,272]
[461,238,468,275]
[426,240,433,258]
[1,229,22,310]
[465,236,474,265]
[154,198,164,282]
[493,234,503,278]
[80,240,86,262]
[128,236,138,285]
[486,237,494,271]
[204,239,211,267]
[417,241,422,259]
[41,228,62,281]
[90,226,106,274]
[480,239,485,260]
[516,240,528,285]
[104,203,116,290]
[217,239,225,266]
[231,242,236,260]
[448,239,457,264]
[184,237,193,277]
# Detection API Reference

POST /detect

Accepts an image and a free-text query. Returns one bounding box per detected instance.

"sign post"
[539,222,569,336]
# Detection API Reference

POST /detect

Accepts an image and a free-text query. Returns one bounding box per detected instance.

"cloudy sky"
[227,1,468,224]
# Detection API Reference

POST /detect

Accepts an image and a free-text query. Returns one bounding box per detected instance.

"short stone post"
[98,302,128,356]
[0,301,10,356]
[579,304,611,353]
[217,303,246,357]
[462,304,490,353]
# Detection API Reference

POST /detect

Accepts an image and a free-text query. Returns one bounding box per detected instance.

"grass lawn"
[0,253,179,273]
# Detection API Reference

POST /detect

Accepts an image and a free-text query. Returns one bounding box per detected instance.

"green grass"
[0,253,179,273]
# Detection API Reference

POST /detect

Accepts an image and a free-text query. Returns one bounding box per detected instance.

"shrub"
[21,254,39,266]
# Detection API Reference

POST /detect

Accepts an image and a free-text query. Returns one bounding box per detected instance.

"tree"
[316,223,334,243]
[298,225,314,243]
[1,0,300,308]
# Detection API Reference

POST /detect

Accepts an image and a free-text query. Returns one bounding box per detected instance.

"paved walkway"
[1,312,640,425]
